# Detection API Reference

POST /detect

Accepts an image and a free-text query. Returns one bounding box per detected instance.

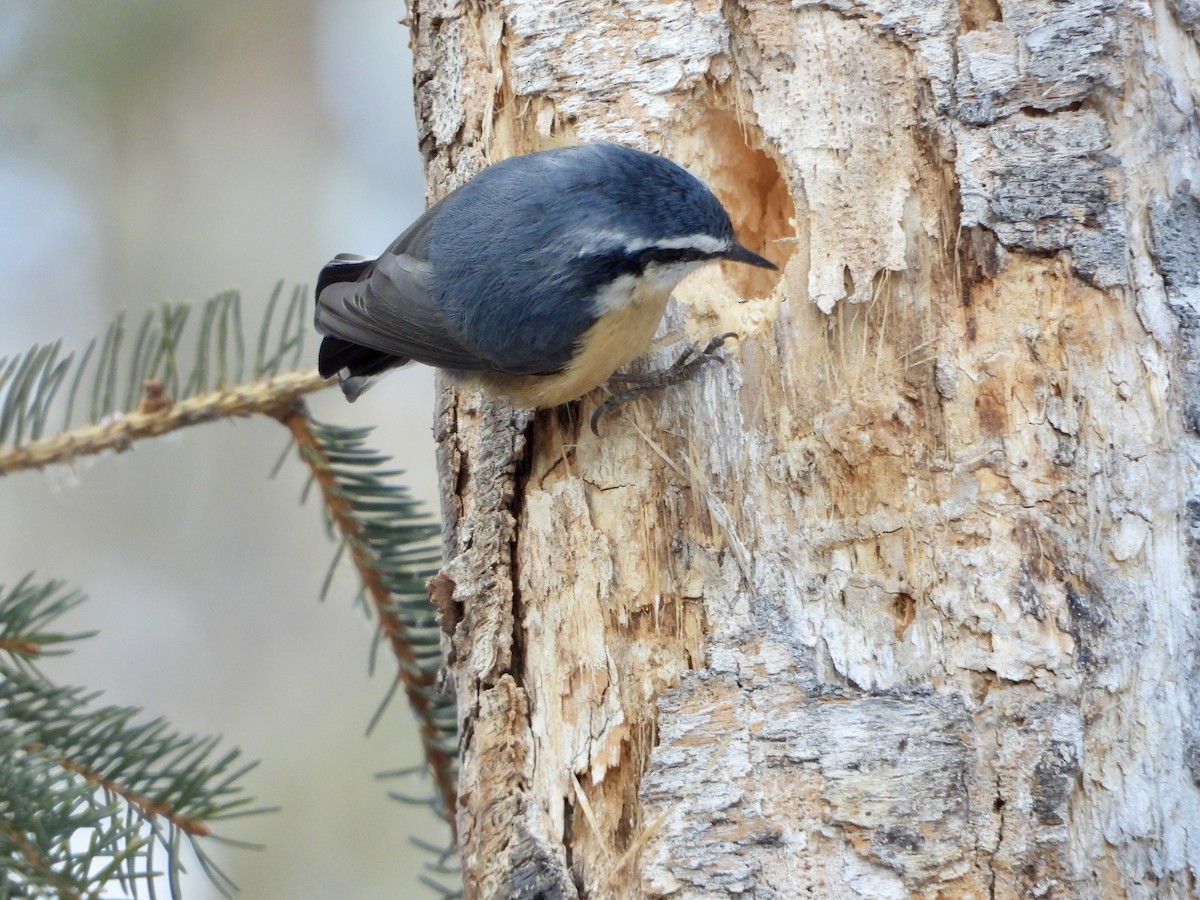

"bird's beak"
[723,241,778,270]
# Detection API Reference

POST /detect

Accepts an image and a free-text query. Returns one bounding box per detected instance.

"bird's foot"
[590,332,738,436]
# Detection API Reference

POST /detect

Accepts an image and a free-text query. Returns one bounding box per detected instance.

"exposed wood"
[410,0,1200,896]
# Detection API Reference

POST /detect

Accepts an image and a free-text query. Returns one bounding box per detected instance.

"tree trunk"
[411,0,1200,897]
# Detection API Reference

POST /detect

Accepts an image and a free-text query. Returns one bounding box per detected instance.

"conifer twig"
[50,749,212,837]
[276,402,458,832]
[0,369,328,476]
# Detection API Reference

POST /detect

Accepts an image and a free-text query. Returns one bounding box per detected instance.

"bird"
[314,142,777,416]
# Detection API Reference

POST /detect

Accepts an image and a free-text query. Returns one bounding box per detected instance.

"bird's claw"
[590,332,739,436]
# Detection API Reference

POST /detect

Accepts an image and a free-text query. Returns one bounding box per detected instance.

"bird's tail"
[315,253,400,401]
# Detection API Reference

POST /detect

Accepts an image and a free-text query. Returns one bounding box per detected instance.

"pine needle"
[0,285,330,475]
[278,411,457,837]
[0,578,265,898]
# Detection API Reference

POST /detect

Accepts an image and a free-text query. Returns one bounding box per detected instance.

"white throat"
[592,261,706,315]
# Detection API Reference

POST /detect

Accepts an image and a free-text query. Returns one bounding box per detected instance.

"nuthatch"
[315,142,776,418]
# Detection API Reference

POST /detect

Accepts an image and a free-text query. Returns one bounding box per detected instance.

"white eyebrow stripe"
[627,234,729,254]
[575,232,730,257]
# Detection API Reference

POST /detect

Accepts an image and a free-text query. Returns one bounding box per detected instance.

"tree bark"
[411,0,1200,897]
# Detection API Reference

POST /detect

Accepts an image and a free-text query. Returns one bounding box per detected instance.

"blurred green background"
[0,1,447,896]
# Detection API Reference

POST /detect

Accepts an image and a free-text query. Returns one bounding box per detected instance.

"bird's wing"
[314,205,501,373]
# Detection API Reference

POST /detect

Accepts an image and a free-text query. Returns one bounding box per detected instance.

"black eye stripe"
[635,247,716,265]
[573,245,722,286]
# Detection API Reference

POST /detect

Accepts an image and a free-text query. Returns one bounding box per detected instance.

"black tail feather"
[316,253,375,299]
[318,336,404,380]
[316,253,407,399]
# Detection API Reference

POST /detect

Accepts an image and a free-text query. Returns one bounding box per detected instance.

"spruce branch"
[277,405,458,831]
[0,284,321,477]
[2,284,464,894]
[0,738,151,900]
[2,668,268,821]
[0,576,93,670]
[1,578,268,898]
[0,369,327,476]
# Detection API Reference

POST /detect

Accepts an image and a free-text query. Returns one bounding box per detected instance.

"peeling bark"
[410,0,1200,896]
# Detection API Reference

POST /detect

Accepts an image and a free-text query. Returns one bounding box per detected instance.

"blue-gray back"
[424,143,734,374]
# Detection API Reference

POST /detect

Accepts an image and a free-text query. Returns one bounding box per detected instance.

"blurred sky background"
[0,1,446,896]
